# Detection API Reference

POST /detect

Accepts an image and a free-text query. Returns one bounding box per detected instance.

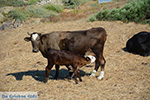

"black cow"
[24,27,107,81]
[126,31,150,56]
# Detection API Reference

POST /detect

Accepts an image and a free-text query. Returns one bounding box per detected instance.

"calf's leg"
[72,66,78,84]
[77,69,82,82]
[54,64,60,79]
[66,65,73,77]
[54,65,73,79]
[44,63,53,83]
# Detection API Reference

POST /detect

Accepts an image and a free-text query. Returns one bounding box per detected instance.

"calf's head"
[24,32,44,53]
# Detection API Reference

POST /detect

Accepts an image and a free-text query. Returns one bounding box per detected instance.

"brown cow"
[45,48,92,84]
[24,27,107,81]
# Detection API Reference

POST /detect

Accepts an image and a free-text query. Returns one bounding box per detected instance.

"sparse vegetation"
[0,0,26,7]
[42,3,64,13]
[0,0,42,7]
[0,0,91,24]
[25,6,58,18]
[87,15,97,22]
[7,0,26,7]
[8,9,27,22]
[0,0,6,8]
[27,0,40,5]
[89,0,150,24]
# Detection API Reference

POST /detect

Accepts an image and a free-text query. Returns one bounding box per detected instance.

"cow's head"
[24,32,45,53]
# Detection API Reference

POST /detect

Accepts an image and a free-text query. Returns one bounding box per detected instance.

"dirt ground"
[0,20,150,100]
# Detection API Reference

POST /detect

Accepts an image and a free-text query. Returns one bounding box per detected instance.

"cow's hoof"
[97,76,103,80]
[76,83,79,86]
[90,74,95,77]
[75,81,78,85]
[79,78,82,82]
[54,76,58,80]
[43,78,48,83]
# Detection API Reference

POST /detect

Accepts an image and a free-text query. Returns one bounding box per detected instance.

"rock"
[37,0,63,6]
[0,13,4,22]
[0,6,14,13]
[0,6,14,23]
[0,19,23,30]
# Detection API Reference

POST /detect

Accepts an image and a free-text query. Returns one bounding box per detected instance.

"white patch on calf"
[85,55,96,64]
[97,71,104,80]
[88,55,96,63]
[32,34,38,41]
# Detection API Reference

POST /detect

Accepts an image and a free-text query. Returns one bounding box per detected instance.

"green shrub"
[25,6,58,18]
[0,0,6,8]
[8,9,27,22]
[87,15,97,22]
[91,0,150,24]
[27,0,39,5]
[43,3,64,13]
[27,0,41,5]
[0,0,26,7]
[62,0,79,9]
[7,0,26,7]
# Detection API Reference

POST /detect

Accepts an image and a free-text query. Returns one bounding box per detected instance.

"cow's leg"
[44,63,53,83]
[97,55,106,80]
[54,64,60,79]
[91,43,106,80]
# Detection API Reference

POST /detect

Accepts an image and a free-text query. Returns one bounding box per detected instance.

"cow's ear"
[41,35,47,39]
[40,35,47,44]
[24,37,31,42]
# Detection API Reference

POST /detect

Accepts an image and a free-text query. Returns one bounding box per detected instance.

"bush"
[7,0,26,7]
[8,9,27,22]
[42,3,64,13]
[91,0,150,24]
[27,0,41,5]
[0,0,6,8]
[25,6,58,18]
[87,14,97,22]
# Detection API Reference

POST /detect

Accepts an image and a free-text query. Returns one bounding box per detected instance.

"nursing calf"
[45,48,93,84]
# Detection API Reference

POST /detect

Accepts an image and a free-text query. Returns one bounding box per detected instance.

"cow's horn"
[27,32,31,35]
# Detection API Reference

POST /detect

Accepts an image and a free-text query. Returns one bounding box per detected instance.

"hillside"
[0,0,129,30]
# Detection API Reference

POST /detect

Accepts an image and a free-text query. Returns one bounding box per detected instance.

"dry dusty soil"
[0,20,150,100]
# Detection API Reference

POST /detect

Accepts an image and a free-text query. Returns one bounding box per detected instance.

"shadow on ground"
[6,69,89,82]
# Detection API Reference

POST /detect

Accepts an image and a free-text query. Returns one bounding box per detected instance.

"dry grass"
[0,20,150,100]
